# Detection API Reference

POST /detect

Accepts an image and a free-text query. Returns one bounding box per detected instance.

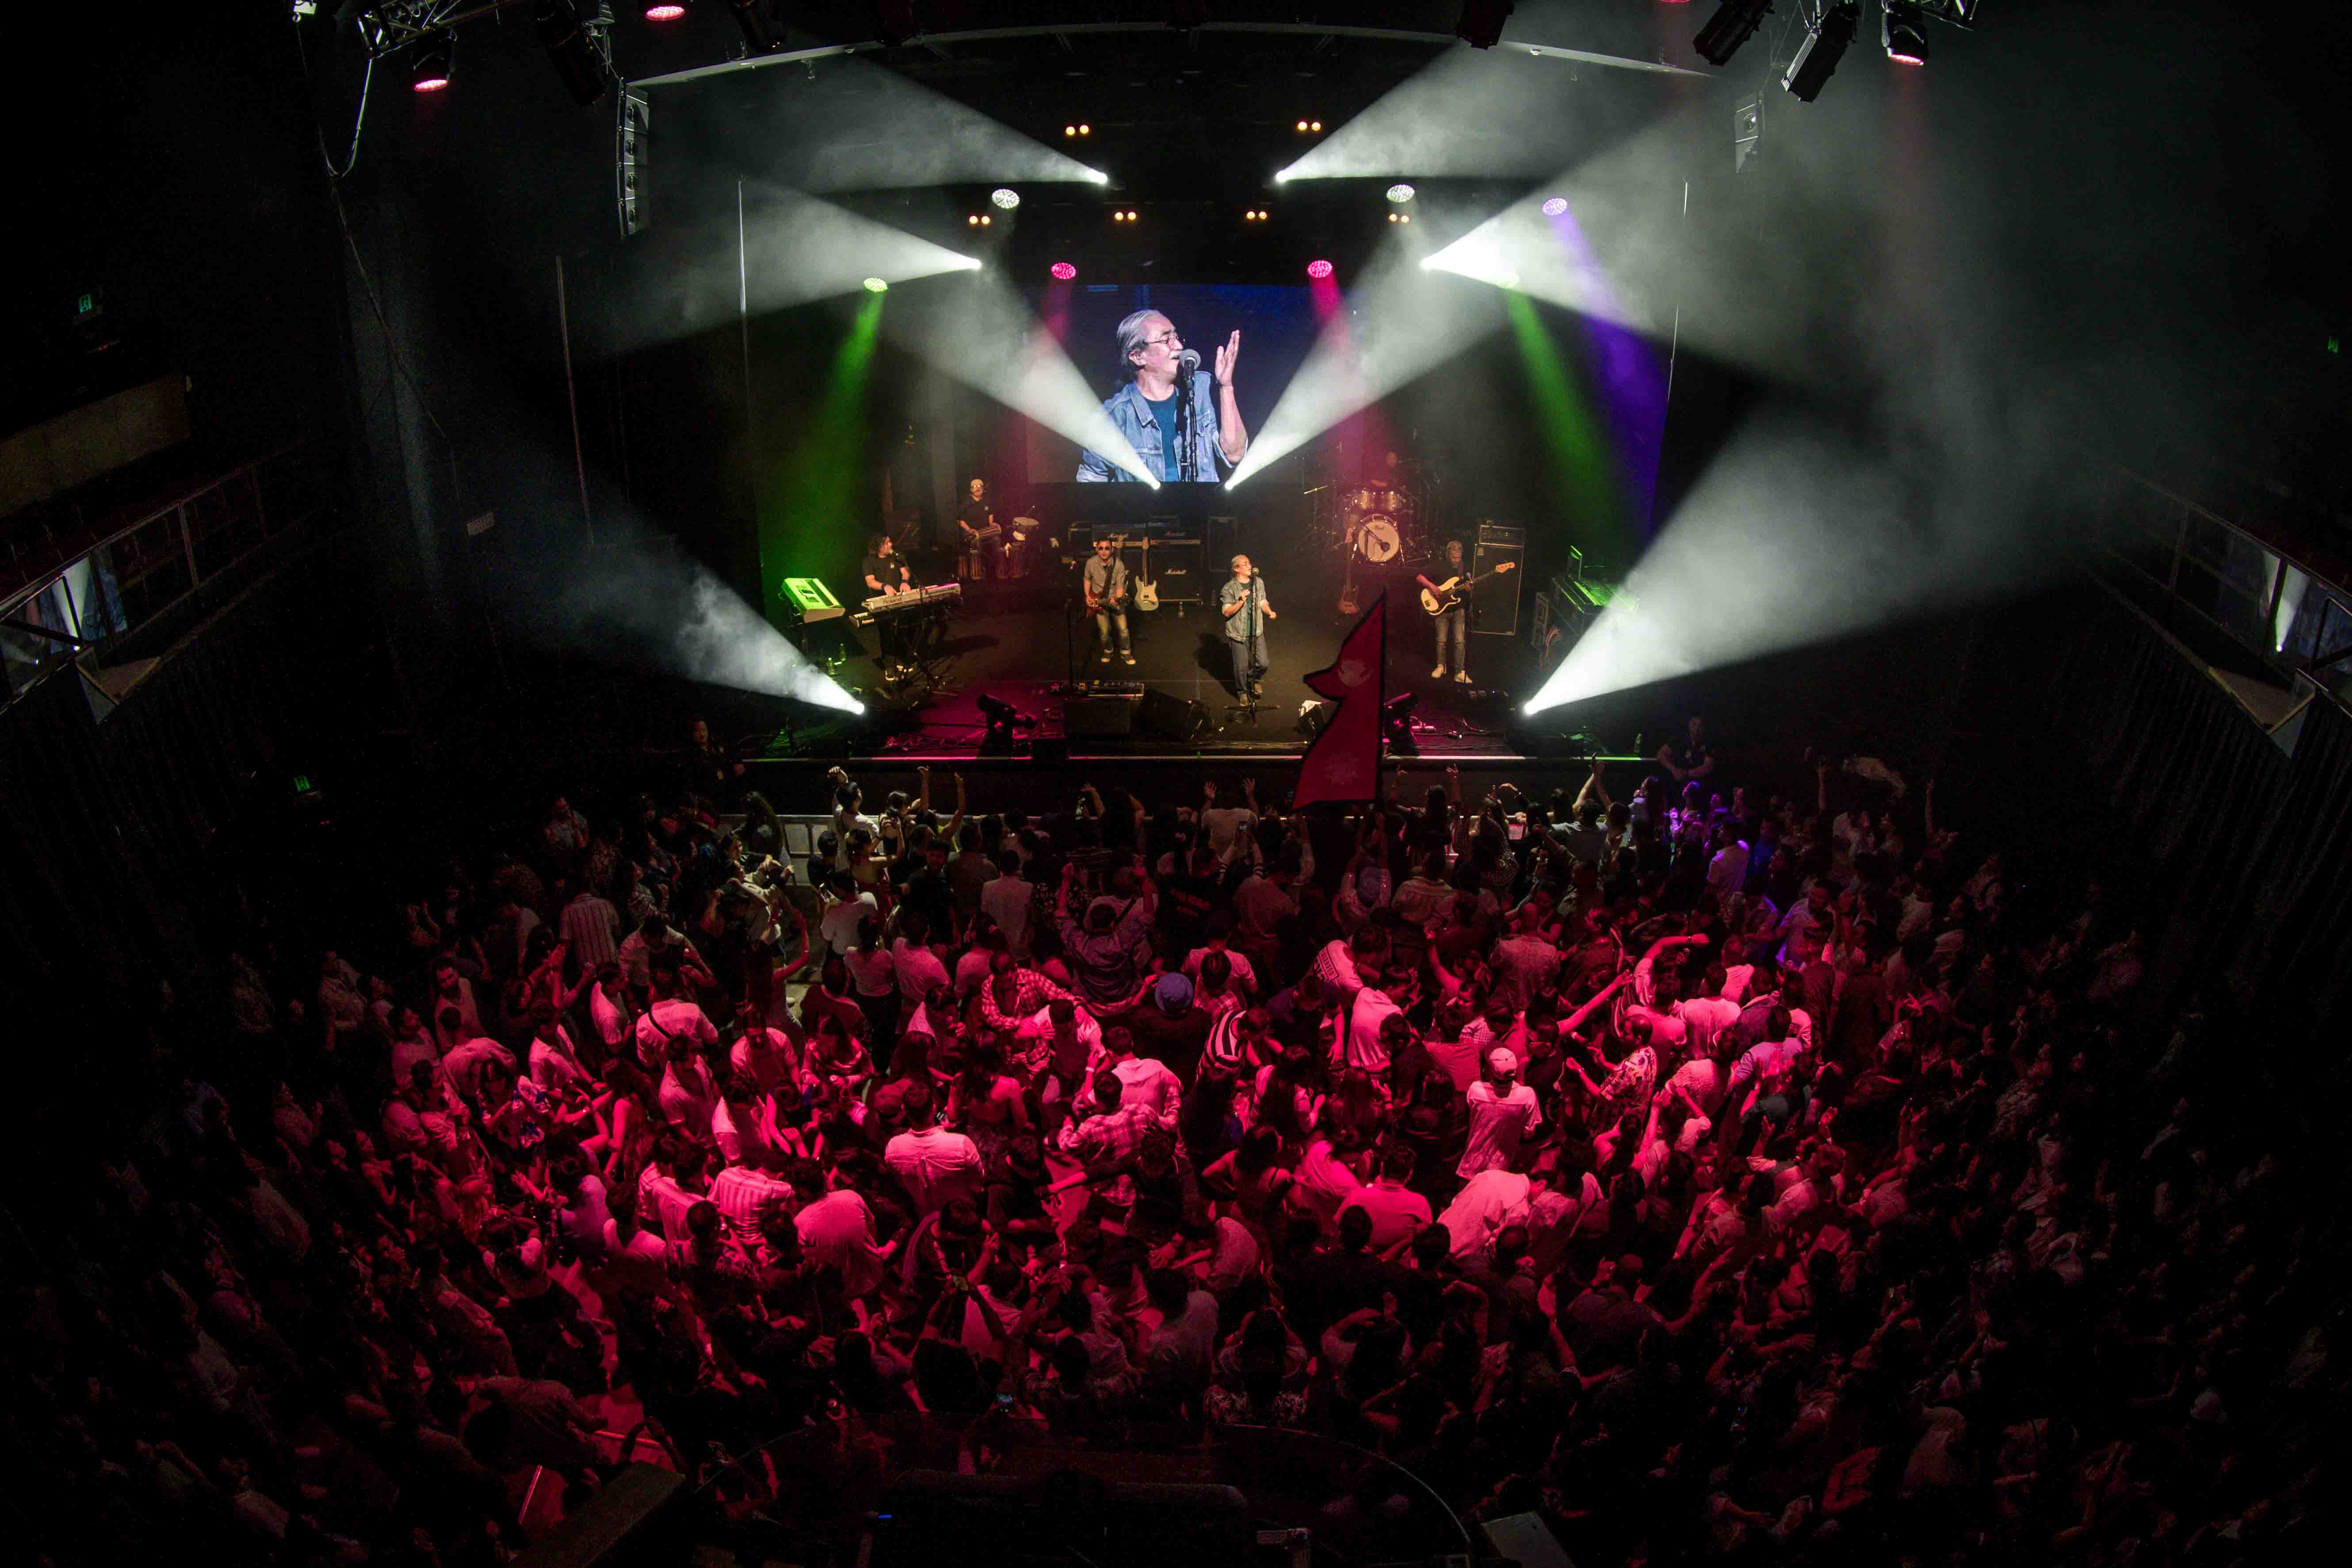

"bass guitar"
[1418,561,1516,617]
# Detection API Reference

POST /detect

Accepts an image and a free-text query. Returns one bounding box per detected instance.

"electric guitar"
[1133,537,1159,612]
[1418,561,1516,616]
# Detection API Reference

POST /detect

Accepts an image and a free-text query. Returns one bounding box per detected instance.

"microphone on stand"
[1178,348,1202,374]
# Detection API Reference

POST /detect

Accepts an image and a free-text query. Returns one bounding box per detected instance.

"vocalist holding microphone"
[1218,554,1276,699]
[1077,309,1249,482]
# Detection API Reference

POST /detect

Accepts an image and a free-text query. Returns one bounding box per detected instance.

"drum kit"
[1332,472,1423,615]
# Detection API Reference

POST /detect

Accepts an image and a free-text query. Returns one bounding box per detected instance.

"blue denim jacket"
[1076,371,1229,482]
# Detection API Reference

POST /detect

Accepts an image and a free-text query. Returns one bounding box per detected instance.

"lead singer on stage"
[1218,554,1276,698]
[1076,310,1248,482]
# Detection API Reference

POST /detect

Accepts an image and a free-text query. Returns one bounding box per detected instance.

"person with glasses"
[1076,309,1249,483]
[1083,536,1136,667]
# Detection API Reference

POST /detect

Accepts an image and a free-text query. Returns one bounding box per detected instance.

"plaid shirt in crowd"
[978,966,1081,1034]
[1058,1100,1161,1173]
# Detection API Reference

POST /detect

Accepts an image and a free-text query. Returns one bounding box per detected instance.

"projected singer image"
[1077,308,1248,483]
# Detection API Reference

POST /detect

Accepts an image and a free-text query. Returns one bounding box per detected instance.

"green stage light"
[862,277,888,293]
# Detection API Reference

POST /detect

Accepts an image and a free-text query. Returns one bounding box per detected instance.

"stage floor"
[816,588,1540,760]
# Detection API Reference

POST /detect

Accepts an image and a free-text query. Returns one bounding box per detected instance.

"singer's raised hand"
[1214,329,1241,385]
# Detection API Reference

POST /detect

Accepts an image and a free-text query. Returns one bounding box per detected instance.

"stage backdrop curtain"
[2045,586,2352,1030]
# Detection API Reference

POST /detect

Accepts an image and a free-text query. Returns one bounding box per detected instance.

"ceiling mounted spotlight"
[990,187,1020,209]
[862,277,888,293]
[1064,124,1077,137]
[1455,0,1516,50]
[1296,120,1309,132]
[1541,196,1568,216]
[409,31,454,92]
[644,1,685,19]
[1306,259,1334,279]
[873,0,918,47]
[1882,0,1929,64]
[535,2,612,108]
[1782,0,1859,102]
[1078,123,1092,135]
[1050,262,1077,280]
[1693,0,1774,65]
[725,0,779,53]
[1386,183,1416,203]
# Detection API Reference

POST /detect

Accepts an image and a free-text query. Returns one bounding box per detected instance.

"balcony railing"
[2089,462,2352,736]
[1,443,343,707]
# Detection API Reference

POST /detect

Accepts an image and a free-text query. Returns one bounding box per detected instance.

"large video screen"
[1023,283,1323,486]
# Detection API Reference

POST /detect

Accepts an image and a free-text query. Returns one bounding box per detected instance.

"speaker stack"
[1472,520,1526,634]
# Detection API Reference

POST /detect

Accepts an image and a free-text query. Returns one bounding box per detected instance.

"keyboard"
[861,583,962,615]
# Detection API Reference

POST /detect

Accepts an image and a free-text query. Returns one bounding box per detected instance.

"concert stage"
[781,587,1558,764]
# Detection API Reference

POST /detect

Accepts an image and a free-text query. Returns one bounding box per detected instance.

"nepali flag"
[1294,595,1388,806]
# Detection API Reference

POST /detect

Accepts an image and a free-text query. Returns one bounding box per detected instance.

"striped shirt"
[709,1164,797,1248]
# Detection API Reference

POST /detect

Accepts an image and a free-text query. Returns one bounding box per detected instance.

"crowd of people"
[10,727,2335,1568]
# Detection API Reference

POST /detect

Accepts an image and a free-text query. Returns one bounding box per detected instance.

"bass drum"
[1353,515,1402,564]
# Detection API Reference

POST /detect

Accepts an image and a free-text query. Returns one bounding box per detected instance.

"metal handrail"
[2090,459,2352,719]
[1,441,342,706]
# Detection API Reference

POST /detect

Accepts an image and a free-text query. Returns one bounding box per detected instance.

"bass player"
[1416,538,1475,683]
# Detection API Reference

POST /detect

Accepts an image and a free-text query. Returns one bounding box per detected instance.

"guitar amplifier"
[1471,522,1525,635]
[1149,536,1206,603]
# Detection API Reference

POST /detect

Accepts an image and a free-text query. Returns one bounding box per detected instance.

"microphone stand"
[1174,359,1199,484]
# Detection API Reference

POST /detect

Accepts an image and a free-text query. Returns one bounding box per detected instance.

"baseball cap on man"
[1487,1047,1520,1076]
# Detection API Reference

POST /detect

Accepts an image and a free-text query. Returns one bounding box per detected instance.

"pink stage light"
[412,74,449,93]
[1050,262,1077,280]
[644,3,686,18]
[1306,259,1334,279]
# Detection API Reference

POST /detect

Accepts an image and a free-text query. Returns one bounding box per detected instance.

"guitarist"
[1416,539,1474,684]
[1083,536,1135,667]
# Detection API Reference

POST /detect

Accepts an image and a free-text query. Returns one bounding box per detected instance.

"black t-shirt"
[863,553,906,592]
[957,497,993,534]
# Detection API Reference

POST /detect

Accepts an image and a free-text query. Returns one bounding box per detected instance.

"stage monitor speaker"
[1472,523,1525,635]
[1136,686,1208,742]
[1062,696,1134,738]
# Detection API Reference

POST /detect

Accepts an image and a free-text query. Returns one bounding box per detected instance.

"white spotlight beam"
[1276,26,1695,186]
[1523,419,2048,714]
[1420,189,1663,336]
[660,54,1108,192]
[1224,241,1509,492]
[881,271,1157,486]
[584,183,981,356]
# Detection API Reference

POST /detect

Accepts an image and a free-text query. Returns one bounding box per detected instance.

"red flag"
[1295,595,1388,806]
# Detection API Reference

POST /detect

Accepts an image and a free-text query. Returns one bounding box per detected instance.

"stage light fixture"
[1307,259,1334,279]
[644,1,685,18]
[409,32,454,92]
[873,0,917,47]
[1541,196,1568,216]
[862,277,889,293]
[726,0,779,52]
[1050,261,1077,279]
[1065,124,1077,137]
[1693,0,1774,65]
[1311,120,1322,131]
[1882,0,1928,64]
[1297,120,1310,132]
[1455,0,1516,50]
[1386,183,1416,203]
[1079,123,1092,135]
[990,187,1020,209]
[1782,0,1858,103]
[535,1,611,107]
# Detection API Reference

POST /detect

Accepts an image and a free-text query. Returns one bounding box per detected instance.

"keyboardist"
[862,532,914,663]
